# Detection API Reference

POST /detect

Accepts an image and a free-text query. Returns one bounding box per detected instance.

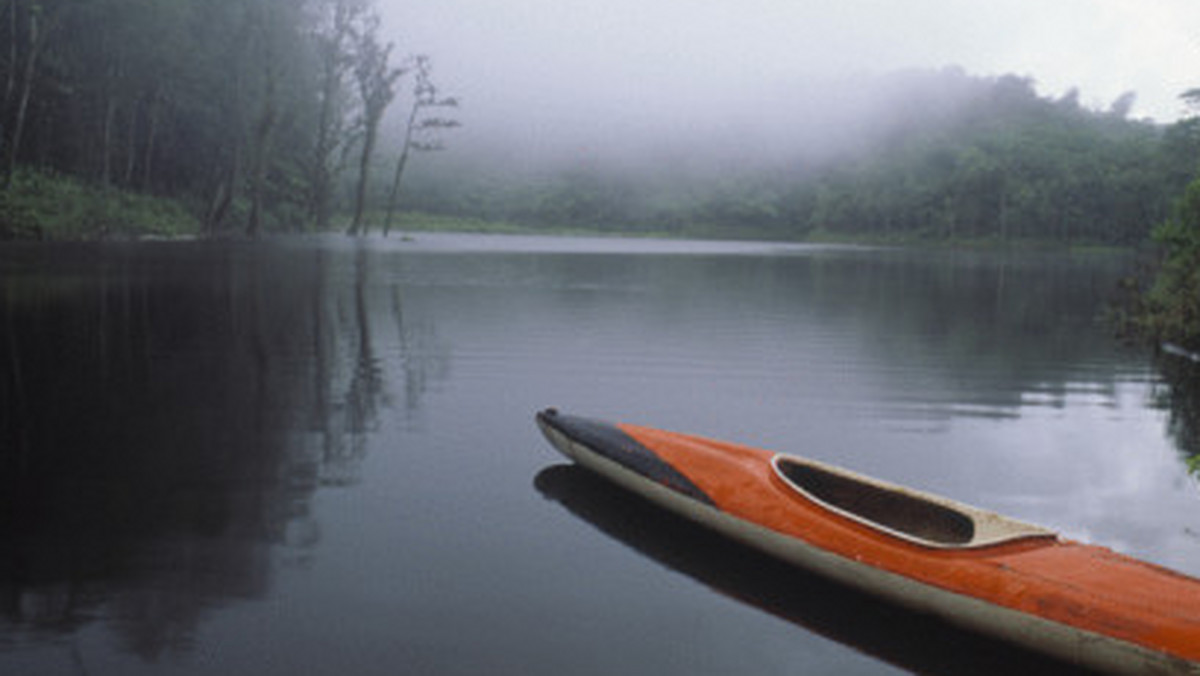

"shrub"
[0,171,201,240]
[1127,178,1200,349]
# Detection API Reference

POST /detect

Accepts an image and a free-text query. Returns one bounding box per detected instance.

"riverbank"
[373,213,1140,255]
[802,226,1138,256]
[0,174,1149,257]
[0,171,201,241]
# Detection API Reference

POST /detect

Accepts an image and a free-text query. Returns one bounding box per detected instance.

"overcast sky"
[381,0,1200,159]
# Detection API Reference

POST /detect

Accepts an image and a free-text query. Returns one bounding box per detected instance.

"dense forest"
[404,69,1200,246]
[0,0,456,239]
[1,1,1199,247]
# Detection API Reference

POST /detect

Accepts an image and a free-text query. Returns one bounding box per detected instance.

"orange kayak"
[536,409,1200,674]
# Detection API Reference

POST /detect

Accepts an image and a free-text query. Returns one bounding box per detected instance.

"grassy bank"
[0,171,201,241]
[352,211,685,239]
[374,214,1140,252]
[376,212,548,236]
[804,227,1134,254]
[0,178,1146,256]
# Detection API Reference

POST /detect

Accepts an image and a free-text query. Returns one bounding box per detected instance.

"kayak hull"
[536,409,1200,675]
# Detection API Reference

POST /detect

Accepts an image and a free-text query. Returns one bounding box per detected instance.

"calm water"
[2,234,1198,675]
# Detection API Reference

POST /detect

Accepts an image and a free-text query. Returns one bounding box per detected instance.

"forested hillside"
[1,1,1197,244]
[407,70,1200,245]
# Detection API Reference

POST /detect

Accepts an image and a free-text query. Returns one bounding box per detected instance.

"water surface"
[2,234,1197,675]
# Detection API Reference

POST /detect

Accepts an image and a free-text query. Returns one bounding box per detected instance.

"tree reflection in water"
[0,242,442,660]
[1152,352,1200,478]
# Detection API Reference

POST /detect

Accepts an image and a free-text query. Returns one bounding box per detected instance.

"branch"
[417,118,461,130]
[1183,88,1200,113]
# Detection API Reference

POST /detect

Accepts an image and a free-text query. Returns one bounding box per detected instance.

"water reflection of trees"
[525,249,1133,422]
[1150,355,1200,476]
[781,251,1133,418]
[0,242,444,659]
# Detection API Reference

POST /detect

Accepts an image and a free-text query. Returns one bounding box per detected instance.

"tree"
[1182,88,1200,115]
[243,0,297,238]
[345,10,403,237]
[1,0,456,239]
[308,0,365,231]
[184,0,313,237]
[382,55,459,237]
[1,0,18,180]
[2,0,64,185]
[1109,91,1137,119]
[1135,178,1200,348]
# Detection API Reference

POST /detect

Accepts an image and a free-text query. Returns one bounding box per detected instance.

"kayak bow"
[535,408,1200,675]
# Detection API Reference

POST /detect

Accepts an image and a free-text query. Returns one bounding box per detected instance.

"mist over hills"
[1,0,1195,244]
[400,66,1194,243]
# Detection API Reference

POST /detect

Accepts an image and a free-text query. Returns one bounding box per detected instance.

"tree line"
[0,0,457,239]
[407,69,1200,247]
[3,4,1199,248]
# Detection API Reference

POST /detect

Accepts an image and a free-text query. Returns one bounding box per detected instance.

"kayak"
[535,408,1200,675]
[534,464,1093,675]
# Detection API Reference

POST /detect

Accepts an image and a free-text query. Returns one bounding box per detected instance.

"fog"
[381,0,1199,168]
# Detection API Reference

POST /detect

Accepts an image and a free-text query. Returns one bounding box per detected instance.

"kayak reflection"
[533,464,1091,676]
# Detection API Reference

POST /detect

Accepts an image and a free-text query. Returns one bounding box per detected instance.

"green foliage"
[1129,178,1200,348]
[1146,352,1200,477]
[0,8,1190,244]
[0,0,405,238]
[406,70,1187,246]
[764,76,1174,245]
[0,170,199,240]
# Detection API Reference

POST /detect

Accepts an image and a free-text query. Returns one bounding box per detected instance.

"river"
[1,233,1197,675]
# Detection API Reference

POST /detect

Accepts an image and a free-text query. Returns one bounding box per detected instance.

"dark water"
[2,234,1198,675]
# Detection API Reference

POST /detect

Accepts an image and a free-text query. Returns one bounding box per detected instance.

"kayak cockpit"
[775,458,975,545]
[771,455,1056,549]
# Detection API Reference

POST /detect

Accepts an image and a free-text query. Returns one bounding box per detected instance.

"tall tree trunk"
[247,63,278,239]
[382,147,410,237]
[140,89,161,191]
[347,11,401,236]
[348,121,377,236]
[2,0,16,122]
[206,144,240,237]
[1,0,16,179]
[4,4,62,185]
[311,80,335,229]
[123,98,139,186]
[5,9,43,184]
[383,100,420,237]
[101,95,117,187]
[310,2,353,231]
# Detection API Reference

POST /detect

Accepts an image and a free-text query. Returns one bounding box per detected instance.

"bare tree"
[382,55,459,237]
[1183,88,1200,115]
[346,11,404,237]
